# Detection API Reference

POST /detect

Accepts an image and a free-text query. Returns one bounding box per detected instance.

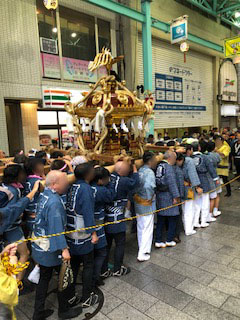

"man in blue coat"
[66,162,99,308]
[155,151,180,248]
[191,142,219,228]
[91,166,116,286]
[32,171,81,320]
[101,161,139,277]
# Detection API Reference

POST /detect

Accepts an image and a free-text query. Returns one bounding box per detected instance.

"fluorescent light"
[71,32,77,38]
[235,12,240,18]
[52,27,58,33]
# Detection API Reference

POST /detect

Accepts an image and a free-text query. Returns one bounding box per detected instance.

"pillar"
[20,103,40,153]
[212,56,220,129]
[141,0,154,135]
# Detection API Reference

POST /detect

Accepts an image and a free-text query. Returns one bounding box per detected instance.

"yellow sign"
[224,36,240,58]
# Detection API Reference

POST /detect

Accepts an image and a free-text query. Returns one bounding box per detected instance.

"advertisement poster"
[62,57,98,82]
[41,53,60,79]
[155,69,205,113]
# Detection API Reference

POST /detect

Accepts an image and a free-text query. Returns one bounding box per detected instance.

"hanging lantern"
[180,41,189,63]
[43,0,58,10]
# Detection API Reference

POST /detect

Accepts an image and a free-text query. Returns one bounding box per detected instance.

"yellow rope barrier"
[15,174,240,245]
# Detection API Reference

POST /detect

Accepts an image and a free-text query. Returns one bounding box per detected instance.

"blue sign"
[171,19,188,44]
[155,104,206,111]
[155,73,183,103]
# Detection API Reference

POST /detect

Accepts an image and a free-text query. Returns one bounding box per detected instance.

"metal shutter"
[137,35,214,129]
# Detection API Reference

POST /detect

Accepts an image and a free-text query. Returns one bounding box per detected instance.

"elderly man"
[101,160,139,277]
[32,171,81,320]
[134,151,157,262]
[155,151,180,248]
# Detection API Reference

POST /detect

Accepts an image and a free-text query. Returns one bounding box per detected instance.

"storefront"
[2,0,116,155]
[219,59,239,128]
[137,36,214,137]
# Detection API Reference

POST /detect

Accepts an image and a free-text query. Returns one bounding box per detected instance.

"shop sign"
[220,60,237,102]
[40,37,58,54]
[170,17,188,44]
[224,36,240,58]
[42,86,88,108]
[41,53,60,79]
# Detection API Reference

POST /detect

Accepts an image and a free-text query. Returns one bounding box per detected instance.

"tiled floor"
[17,185,240,319]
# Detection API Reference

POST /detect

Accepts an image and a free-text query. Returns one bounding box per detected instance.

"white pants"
[182,200,195,234]
[194,193,210,226]
[137,214,154,257]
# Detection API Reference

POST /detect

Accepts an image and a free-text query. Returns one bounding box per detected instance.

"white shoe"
[155,242,166,248]
[213,211,221,217]
[207,217,217,222]
[166,241,177,247]
[185,230,197,236]
[28,265,40,284]
[201,222,209,228]
[137,254,151,262]
[194,223,201,228]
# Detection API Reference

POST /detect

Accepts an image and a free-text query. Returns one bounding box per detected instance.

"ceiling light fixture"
[52,27,58,33]
[71,32,77,38]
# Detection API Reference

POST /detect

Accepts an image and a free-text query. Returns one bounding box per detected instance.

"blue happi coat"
[91,183,116,249]
[174,165,185,200]
[2,184,22,234]
[66,180,96,255]
[134,165,156,215]
[155,161,180,216]
[0,197,31,250]
[205,152,221,189]
[182,157,201,199]
[105,171,139,234]
[32,188,67,267]
[192,152,218,193]
[24,176,42,231]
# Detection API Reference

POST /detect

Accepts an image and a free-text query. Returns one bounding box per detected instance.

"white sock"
[213,207,218,215]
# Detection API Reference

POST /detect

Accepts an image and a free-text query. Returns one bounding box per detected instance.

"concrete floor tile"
[228,257,240,271]
[221,296,240,318]
[145,300,195,320]
[176,278,228,308]
[121,268,153,289]
[143,279,193,310]
[92,312,111,320]
[183,298,239,320]
[171,261,216,285]
[200,260,240,282]
[109,280,158,312]
[102,276,123,292]
[209,276,240,297]
[107,302,152,320]
[100,290,123,315]
[141,262,186,287]
[193,247,234,266]
[149,251,178,269]
[165,249,206,267]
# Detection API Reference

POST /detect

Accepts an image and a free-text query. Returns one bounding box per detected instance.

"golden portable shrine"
[64,48,154,161]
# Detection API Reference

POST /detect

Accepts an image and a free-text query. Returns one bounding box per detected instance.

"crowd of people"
[0,127,239,319]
